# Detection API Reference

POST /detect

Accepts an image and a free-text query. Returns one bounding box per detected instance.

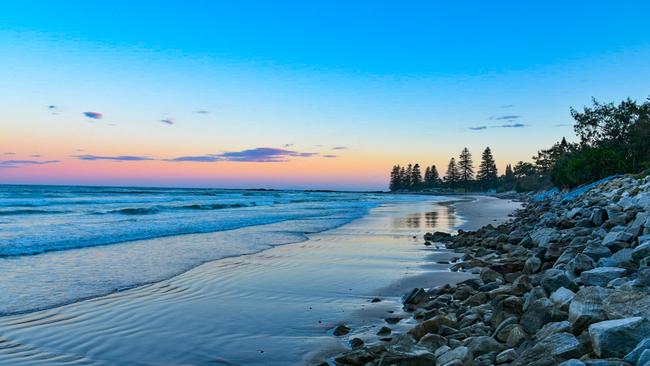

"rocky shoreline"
[325,174,650,366]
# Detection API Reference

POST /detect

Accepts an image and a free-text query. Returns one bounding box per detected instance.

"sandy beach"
[0,195,519,366]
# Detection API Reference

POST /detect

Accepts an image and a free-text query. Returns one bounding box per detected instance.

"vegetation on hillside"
[388,96,650,192]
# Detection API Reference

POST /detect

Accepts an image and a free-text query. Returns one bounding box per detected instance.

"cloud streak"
[332,146,348,150]
[167,147,319,163]
[490,114,520,121]
[73,155,154,161]
[159,118,174,125]
[469,123,526,131]
[83,111,103,120]
[0,159,60,168]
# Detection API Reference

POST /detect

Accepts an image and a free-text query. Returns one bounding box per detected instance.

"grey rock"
[536,320,572,341]
[417,333,446,351]
[465,335,504,357]
[569,286,609,333]
[506,325,527,347]
[623,337,650,364]
[639,349,650,366]
[436,346,471,365]
[521,297,565,334]
[589,317,650,358]
[513,332,582,366]
[559,360,586,366]
[541,269,579,294]
[591,208,609,226]
[496,348,517,364]
[524,256,542,274]
[633,241,650,262]
[568,253,597,275]
[580,267,626,287]
[583,243,613,261]
[603,230,633,247]
[550,287,576,310]
[403,288,427,305]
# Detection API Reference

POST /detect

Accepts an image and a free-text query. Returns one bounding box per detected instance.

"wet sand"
[0,195,519,366]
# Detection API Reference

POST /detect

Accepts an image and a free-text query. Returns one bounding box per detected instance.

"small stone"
[541,269,579,294]
[583,243,613,261]
[333,325,351,336]
[465,335,504,357]
[569,286,609,333]
[402,288,427,305]
[568,253,596,275]
[348,337,364,348]
[559,360,586,366]
[524,256,542,274]
[376,326,391,336]
[633,241,650,262]
[417,333,447,351]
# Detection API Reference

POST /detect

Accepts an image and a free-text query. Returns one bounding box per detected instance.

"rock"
[536,321,572,341]
[349,337,364,348]
[524,256,542,274]
[408,315,457,341]
[623,337,650,364]
[436,346,472,366]
[589,317,650,358]
[480,268,503,283]
[465,335,504,356]
[580,267,627,286]
[377,326,391,336]
[559,360,586,366]
[592,209,609,226]
[403,288,427,305]
[550,287,576,310]
[333,349,375,365]
[417,333,447,351]
[633,241,650,262]
[569,286,609,333]
[506,325,527,347]
[513,332,582,366]
[603,230,634,247]
[583,243,613,262]
[496,348,517,364]
[521,297,566,334]
[541,269,579,294]
[333,325,351,336]
[639,349,650,366]
[636,268,650,287]
[568,253,597,275]
[424,231,452,242]
[531,227,557,248]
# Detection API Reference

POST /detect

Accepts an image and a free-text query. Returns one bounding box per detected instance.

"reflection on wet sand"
[393,202,458,231]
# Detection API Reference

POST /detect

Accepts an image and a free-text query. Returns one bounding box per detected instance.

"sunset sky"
[2,1,650,190]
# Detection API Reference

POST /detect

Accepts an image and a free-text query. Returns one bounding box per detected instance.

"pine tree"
[458,147,474,184]
[477,147,498,188]
[404,165,413,190]
[399,166,407,189]
[504,164,515,182]
[423,167,432,188]
[429,165,440,185]
[411,164,422,190]
[389,165,402,191]
[445,158,460,187]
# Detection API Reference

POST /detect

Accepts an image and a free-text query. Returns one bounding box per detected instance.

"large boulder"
[568,253,596,275]
[512,332,582,366]
[541,270,579,294]
[436,346,472,365]
[520,297,565,334]
[623,338,650,365]
[589,317,650,358]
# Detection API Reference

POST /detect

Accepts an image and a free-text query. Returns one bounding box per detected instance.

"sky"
[1,1,650,190]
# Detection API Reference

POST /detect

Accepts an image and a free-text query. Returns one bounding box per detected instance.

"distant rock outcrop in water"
[326,174,650,366]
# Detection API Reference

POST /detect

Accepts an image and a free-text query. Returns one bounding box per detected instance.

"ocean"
[0,184,427,315]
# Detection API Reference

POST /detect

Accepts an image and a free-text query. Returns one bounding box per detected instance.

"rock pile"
[327,174,650,366]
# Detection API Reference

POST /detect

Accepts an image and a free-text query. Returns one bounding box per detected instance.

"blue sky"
[1,1,650,189]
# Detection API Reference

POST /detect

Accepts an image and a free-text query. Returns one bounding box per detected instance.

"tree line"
[389,95,650,192]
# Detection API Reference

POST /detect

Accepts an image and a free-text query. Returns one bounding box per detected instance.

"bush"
[551,147,627,188]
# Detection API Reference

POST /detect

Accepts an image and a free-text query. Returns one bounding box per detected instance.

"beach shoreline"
[0,194,520,366]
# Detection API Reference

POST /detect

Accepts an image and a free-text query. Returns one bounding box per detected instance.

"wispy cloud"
[47,105,59,115]
[73,155,154,161]
[167,147,318,163]
[31,154,41,157]
[322,154,337,158]
[489,114,520,121]
[159,118,174,125]
[193,110,209,114]
[165,155,221,162]
[83,111,103,120]
[554,123,572,127]
[283,143,294,148]
[3,152,16,155]
[469,123,526,131]
[500,104,515,108]
[332,146,348,150]
[0,159,60,168]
